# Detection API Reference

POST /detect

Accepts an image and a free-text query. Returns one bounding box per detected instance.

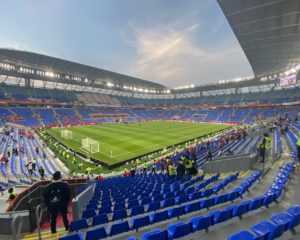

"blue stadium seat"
[70,219,89,232]
[227,191,239,202]
[168,206,185,219]
[130,205,145,217]
[141,197,152,205]
[141,229,168,240]
[130,215,150,230]
[164,192,175,199]
[146,201,160,212]
[214,193,228,205]
[92,213,109,226]
[85,227,107,240]
[161,198,175,208]
[128,200,139,209]
[82,209,97,219]
[184,202,199,214]
[112,209,127,221]
[271,212,294,230]
[109,220,130,236]
[200,198,214,209]
[59,233,84,240]
[114,203,126,211]
[232,200,250,219]
[208,208,232,225]
[149,210,169,224]
[152,195,164,202]
[227,230,262,240]
[175,195,189,205]
[287,205,300,226]
[189,215,212,232]
[98,206,112,214]
[167,222,193,239]
[189,192,201,201]
[251,221,285,240]
[263,194,275,207]
[249,196,264,211]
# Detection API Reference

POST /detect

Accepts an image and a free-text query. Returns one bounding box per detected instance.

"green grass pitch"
[46,121,229,166]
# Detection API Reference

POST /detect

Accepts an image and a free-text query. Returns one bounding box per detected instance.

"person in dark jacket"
[38,166,45,180]
[176,159,186,180]
[43,171,70,234]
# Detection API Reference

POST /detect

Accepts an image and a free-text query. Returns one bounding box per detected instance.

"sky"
[0,0,253,88]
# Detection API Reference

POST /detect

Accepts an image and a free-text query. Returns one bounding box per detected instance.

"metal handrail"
[11,214,24,240]
[35,204,47,240]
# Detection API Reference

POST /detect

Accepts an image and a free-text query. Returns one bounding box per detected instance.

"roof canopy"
[218,0,300,77]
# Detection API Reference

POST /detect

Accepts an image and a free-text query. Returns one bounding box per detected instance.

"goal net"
[81,138,100,154]
[61,130,73,139]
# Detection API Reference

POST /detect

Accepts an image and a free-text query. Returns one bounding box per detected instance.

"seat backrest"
[70,219,88,232]
[110,221,130,236]
[85,227,107,240]
[92,213,108,226]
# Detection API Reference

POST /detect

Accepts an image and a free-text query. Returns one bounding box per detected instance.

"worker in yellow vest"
[186,159,193,175]
[143,162,147,174]
[168,163,175,180]
[7,188,17,204]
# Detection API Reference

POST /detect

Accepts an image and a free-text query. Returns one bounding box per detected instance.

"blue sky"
[0,0,253,87]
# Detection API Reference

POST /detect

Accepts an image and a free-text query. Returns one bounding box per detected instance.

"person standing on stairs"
[43,171,70,234]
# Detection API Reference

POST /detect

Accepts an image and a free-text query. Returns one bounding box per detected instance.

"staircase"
[0,84,13,99]
[7,108,16,116]
[52,108,62,124]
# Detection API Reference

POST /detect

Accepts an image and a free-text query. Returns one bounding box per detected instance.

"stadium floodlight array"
[82,138,100,154]
[61,130,73,139]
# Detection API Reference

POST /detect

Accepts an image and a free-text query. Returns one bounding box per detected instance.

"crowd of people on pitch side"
[0,125,46,179]
[121,126,250,179]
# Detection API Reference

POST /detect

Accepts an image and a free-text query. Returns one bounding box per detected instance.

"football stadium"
[0,0,299,240]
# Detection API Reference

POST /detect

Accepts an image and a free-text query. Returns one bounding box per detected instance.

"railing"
[11,214,24,240]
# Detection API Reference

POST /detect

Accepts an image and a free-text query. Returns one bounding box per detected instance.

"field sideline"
[46,121,229,166]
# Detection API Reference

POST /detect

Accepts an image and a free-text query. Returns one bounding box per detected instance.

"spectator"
[39,166,45,180]
[168,162,175,180]
[130,167,136,177]
[32,158,37,171]
[7,146,11,157]
[297,137,300,165]
[151,160,156,174]
[43,171,70,234]
[176,159,185,180]
[143,162,147,174]
[6,187,17,204]
[27,161,33,175]
[206,150,212,161]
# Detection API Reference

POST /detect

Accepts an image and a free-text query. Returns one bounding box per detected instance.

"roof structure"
[218,0,300,77]
[0,48,166,90]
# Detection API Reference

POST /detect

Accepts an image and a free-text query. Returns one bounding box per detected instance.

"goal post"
[81,138,100,154]
[61,130,73,139]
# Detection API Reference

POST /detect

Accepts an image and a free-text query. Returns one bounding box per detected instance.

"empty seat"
[131,215,150,230]
[85,227,107,240]
[70,219,89,232]
[82,209,97,219]
[214,194,228,205]
[128,200,139,209]
[149,210,169,224]
[141,197,151,205]
[141,229,168,240]
[98,206,111,214]
[251,221,285,239]
[92,214,108,226]
[200,198,214,209]
[232,201,250,219]
[184,202,199,214]
[130,205,145,217]
[152,195,163,202]
[109,220,130,236]
[167,222,193,240]
[112,209,127,221]
[114,203,126,211]
[146,201,160,212]
[189,192,201,201]
[168,206,185,219]
[271,212,294,230]
[161,198,175,208]
[287,205,300,226]
[189,215,212,232]
[249,196,264,211]
[175,195,189,205]
[227,230,262,240]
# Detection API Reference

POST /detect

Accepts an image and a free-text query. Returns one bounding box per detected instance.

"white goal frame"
[61,130,73,139]
[81,138,100,154]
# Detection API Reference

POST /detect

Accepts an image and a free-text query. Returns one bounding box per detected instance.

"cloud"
[123,22,253,87]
